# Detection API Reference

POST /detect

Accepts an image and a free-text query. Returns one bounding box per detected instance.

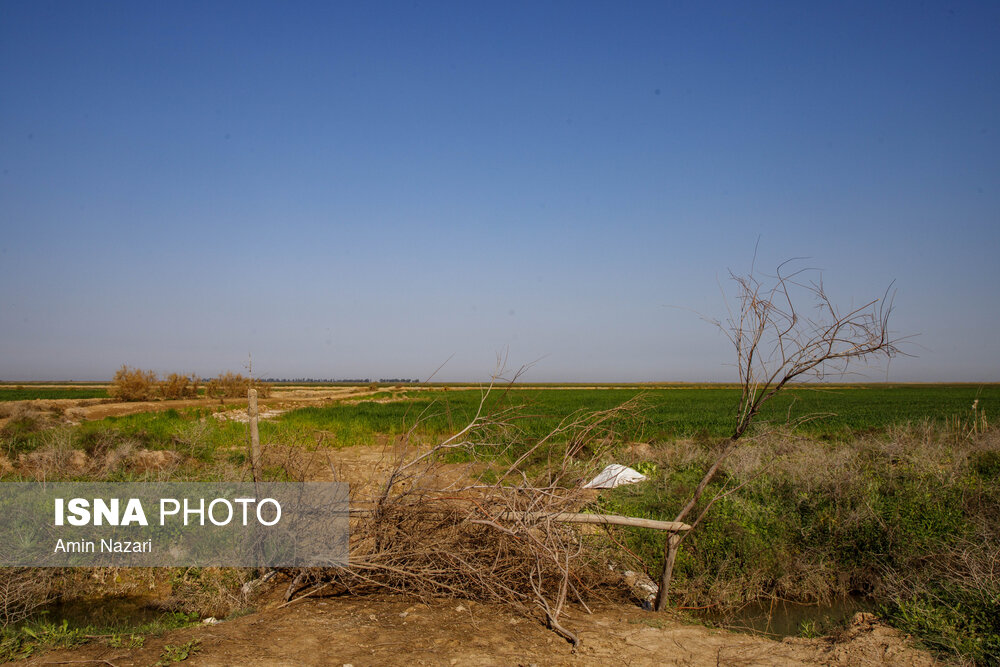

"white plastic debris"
[582,464,647,489]
[623,570,659,604]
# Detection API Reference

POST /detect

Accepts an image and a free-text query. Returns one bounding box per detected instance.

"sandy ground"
[19,597,936,667]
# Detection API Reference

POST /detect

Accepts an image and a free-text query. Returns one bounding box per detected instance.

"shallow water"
[27,596,166,630]
[697,595,875,638]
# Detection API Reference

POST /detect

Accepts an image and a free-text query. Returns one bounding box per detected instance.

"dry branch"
[493,512,690,532]
[348,508,690,532]
[653,259,902,610]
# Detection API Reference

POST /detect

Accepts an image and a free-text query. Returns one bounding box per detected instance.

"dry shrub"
[109,365,158,401]
[0,401,67,427]
[303,385,642,646]
[12,428,183,480]
[0,568,54,627]
[15,429,86,478]
[101,445,182,476]
[206,372,271,399]
[159,373,199,399]
[160,568,256,619]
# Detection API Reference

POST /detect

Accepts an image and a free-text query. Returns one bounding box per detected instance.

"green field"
[281,384,998,445]
[1,383,997,663]
[0,387,109,401]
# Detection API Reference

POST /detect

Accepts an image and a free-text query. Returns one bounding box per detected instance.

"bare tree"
[653,260,901,611]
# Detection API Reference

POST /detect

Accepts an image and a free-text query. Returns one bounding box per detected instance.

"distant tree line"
[260,378,420,384]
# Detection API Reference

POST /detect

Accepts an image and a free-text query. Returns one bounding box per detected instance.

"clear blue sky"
[1,1,997,382]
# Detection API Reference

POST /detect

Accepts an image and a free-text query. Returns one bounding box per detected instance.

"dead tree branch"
[653,260,902,610]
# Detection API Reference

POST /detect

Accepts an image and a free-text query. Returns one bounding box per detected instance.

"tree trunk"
[653,437,737,611]
[653,532,681,611]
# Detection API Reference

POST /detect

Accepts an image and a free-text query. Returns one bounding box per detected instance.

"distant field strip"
[279,384,999,442]
[0,387,109,401]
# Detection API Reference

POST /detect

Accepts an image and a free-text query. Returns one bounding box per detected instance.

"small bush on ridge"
[205,373,270,399]
[109,366,157,402]
[159,373,199,400]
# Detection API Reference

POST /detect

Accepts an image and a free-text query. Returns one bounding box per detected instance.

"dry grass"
[10,428,183,480]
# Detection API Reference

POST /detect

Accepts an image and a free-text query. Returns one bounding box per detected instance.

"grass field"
[281,384,999,445]
[0,387,109,401]
[1,383,997,663]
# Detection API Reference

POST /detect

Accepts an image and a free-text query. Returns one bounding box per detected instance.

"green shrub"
[597,426,999,663]
[971,450,1000,479]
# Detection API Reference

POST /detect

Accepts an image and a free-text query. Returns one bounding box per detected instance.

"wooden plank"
[497,511,690,532]
[348,508,690,532]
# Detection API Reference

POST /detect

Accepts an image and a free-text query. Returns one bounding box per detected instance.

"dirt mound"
[15,446,183,478]
[790,612,936,665]
[213,408,287,422]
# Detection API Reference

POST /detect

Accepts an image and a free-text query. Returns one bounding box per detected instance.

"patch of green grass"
[128,611,200,636]
[156,639,201,665]
[69,409,246,462]
[0,407,256,481]
[0,608,200,663]
[0,619,87,662]
[971,449,1000,479]
[108,632,145,648]
[884,594,1000,664]
[0,416,47,454]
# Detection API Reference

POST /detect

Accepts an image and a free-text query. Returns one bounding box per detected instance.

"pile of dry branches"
[0,568,54,628]
[301,380,643,646]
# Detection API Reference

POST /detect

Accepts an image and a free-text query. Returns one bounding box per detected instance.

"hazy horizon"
[2,2,998,383]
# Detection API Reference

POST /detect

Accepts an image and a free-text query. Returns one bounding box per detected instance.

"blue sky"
[1,1,997,382]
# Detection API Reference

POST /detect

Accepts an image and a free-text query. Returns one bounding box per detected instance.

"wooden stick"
[496,511,691,532]
[347,507,690,531]
[248,387,260,483]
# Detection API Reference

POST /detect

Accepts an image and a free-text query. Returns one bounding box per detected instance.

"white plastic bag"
[583,464,647,489]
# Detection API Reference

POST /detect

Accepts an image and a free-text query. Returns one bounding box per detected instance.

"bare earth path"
[21,597,935,667]
[0,386,390,430]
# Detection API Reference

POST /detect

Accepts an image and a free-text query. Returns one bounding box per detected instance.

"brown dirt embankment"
[0,385,398,430]
[22,598,935,666]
